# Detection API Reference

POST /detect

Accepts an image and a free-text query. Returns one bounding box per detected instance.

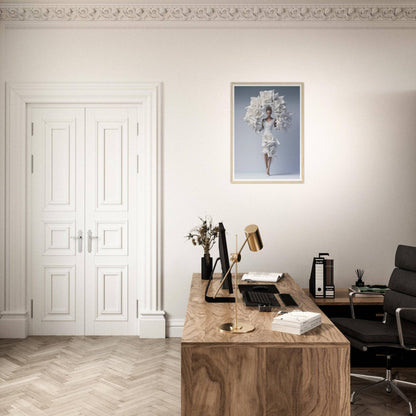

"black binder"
[309,253,335,299]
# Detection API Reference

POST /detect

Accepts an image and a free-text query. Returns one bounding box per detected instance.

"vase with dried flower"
[186,217,219,280]
[355,269,365,287]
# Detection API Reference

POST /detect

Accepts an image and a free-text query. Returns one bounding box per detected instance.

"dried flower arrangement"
[355,269,365,287]
[186,216,219,264]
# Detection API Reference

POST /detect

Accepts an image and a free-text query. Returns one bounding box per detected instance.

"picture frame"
[231,82,304,183]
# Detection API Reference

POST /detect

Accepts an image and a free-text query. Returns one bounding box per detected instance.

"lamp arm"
[213,237,249,299]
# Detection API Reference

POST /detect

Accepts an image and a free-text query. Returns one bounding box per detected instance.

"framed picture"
[231,82,304,183]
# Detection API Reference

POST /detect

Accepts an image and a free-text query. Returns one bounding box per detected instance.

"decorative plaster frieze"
[0,4,415,23]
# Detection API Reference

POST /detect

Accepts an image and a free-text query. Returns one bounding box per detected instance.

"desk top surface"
[182,273,349,346]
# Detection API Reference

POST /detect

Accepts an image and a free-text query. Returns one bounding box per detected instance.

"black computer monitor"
[204,222,235,303]
[218,223,233,294]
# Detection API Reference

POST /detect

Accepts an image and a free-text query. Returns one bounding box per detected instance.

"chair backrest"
[384,245,416,324]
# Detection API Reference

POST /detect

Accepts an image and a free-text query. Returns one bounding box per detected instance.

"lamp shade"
[244,224,263,252]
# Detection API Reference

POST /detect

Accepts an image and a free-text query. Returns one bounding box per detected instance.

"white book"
[273,317,321,330]
[272,311,321,335]
[241,272,284,283]
[271,320,321,335]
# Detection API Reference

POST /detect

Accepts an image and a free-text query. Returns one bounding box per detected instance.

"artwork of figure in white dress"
[260,106,279,175]
[232,83,303,183]
[244,89,292,176]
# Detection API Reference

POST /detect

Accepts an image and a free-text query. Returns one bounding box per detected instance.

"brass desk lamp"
[213,224,263,333]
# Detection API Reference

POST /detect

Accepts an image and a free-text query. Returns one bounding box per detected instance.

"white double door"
[29,105,140,335]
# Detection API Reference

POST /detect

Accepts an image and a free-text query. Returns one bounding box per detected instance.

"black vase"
[201,256,213,280]
[356,278,365,287]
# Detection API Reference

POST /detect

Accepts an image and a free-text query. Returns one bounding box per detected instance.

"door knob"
[87,230,99,253]
[71,230,83,253]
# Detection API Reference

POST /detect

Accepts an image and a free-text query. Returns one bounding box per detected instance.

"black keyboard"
[279,293,298,307]
[243,291,280,307]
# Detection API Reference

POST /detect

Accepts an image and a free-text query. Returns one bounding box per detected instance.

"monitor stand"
[205,258,235,303]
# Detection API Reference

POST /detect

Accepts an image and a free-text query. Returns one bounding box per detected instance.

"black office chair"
[332,245,416,416]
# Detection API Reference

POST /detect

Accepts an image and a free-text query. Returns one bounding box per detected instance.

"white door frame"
[1,82,165,338]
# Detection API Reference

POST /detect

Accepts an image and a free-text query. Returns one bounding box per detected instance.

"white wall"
[2,24,416,326]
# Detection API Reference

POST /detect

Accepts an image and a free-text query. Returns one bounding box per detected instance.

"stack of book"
[272,311,321,335]
[350,285,388,294]
[241,272,283,283]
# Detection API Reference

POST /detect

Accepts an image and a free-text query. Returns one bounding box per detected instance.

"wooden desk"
[182,274,350,416]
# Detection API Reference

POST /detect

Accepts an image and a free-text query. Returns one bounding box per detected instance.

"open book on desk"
[241,272,284,283]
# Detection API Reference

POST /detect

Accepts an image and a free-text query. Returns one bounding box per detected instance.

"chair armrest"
[395,308,416,351]
[349,290,386,319]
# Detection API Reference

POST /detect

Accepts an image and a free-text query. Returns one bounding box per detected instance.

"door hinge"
[137,122,139,136]
[136,155,139,174]
[31,122,34,136]
[31,155,34,174]
[136,300,139,318]
[30,299,33,318]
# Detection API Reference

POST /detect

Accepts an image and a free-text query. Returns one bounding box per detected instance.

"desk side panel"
[182,344,350,416]
[181,344,265,416]
[265,345,350,416]
[300,346,350,415]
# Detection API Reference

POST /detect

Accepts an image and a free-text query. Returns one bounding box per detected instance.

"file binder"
[324,258,335,298]
[309,253,335,299]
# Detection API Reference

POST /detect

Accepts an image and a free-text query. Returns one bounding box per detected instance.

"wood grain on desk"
[182,273,349,345]
[181,273,350,416]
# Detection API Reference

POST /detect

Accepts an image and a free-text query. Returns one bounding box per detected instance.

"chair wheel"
[386,386,392,393]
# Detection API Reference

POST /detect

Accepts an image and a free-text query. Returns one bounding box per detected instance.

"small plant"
[186,216,219,264]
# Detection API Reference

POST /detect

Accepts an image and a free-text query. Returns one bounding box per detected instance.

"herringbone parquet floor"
[0,337,180,416]
[1,337,416,416]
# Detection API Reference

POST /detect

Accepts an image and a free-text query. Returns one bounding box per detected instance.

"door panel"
[43,221,76,256]
[44,265,76,320]
[96,221,128,256]
[44,120,76,211]
[96,265,128,320]
[85,108,138,335]
[96,121,128,210]
[30,107,85,335]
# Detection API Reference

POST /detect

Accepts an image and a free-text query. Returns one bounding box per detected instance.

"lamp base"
[219,322,255,334]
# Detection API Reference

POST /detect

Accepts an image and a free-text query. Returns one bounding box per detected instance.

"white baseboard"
[0,312,28,338]
[139,310,166,338]
[167,319,184,338]
[0,311,184,339]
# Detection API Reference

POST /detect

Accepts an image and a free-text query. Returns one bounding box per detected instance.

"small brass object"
[219,322,255,334]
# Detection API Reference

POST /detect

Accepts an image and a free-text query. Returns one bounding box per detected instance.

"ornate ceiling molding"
[0,4,415,23]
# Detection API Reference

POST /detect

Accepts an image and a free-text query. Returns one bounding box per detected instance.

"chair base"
[351,356,416,416]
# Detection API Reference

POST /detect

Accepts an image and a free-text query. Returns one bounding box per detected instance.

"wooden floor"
[1,337,415,415]
[0,337,180,416]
